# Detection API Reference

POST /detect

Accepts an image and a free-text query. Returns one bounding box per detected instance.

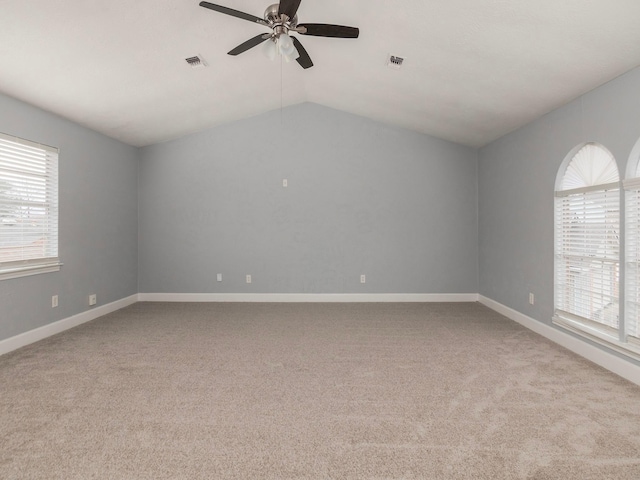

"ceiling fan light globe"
[279,41,296,57]
[286,48,300,61]
[284,46,300,62]
[262,39,277,61]
[277,33,293,51]
[282,45,296,57]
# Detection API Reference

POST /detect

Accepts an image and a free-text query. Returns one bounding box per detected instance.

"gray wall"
[478,66,640,363]
[0,92,139,342]
[139,103,478,294]
[6,60,640,367]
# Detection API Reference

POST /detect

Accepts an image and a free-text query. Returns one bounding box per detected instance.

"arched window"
[554,143,620,336]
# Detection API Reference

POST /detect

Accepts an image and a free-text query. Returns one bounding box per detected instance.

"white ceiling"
[1,0,640,148]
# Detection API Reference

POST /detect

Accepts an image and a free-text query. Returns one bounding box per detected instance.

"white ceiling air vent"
[185,55,207,68]
[386,55,404,70]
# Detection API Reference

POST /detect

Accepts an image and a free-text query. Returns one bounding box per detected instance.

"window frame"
[553,142,640,361]
[0,132,61,281]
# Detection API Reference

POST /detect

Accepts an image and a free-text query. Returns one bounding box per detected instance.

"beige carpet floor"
[1,302,639,479]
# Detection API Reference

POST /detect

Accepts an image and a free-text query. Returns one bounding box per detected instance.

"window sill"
[0,262,62,281]
[553,313,640,362]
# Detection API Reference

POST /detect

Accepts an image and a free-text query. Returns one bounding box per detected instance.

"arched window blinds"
[560,143,620,190]
[554,143,620,333]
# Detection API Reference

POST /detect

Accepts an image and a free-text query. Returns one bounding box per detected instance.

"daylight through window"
[0,132,60,280]
[552,143,640,360]
[624,153,640,347]
[554,143,621,339]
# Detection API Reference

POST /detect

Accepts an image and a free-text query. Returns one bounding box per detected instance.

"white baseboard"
[137,293,480,303]
[4,292,638,386]
[0,294,139,357]
[478,295,640,387]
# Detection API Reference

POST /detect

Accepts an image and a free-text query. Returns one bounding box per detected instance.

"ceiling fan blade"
[199,2,266,25]
[297,23,359,38]
[278,0,302,20]
[227,34,270,56]
[291,37,313,69]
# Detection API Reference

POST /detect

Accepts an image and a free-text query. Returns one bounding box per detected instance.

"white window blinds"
[555,186,620,329]
[554,144,620,333]
[0,132,59,279]
[624,175,640,342]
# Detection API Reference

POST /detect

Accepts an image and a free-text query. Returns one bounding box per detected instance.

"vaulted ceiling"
[1,0,640,148]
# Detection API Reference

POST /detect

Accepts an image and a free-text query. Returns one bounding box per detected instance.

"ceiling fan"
[199,0,359,69]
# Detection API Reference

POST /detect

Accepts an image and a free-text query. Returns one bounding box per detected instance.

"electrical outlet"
[360,274,366,284]
[89,294,97,306]
[529,293,534,305]
[282,179,288,187]
[217,273,222,282]
[52,295,58,308]
[246,275,252,284]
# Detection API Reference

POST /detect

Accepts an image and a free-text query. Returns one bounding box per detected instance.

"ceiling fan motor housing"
[264,3,298,30]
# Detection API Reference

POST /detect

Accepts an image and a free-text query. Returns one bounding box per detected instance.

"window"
[553,143,640,359]
[0,132,60,280]
[624,146,640,352]
[553,144,626,351]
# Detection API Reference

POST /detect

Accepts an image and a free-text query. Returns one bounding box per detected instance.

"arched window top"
[558,143,619,191]
[625,136,640,180]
